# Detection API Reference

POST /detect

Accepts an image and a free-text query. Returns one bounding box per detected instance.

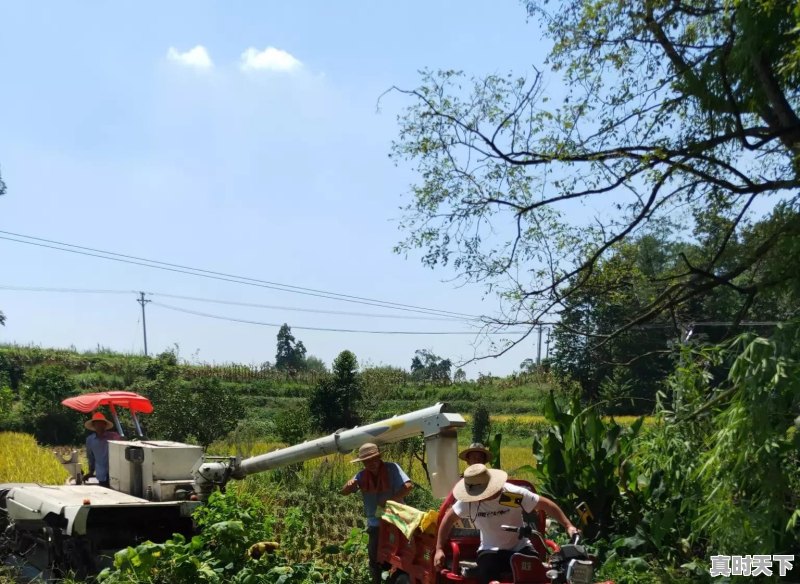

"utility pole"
[545,327,551,360]
[536,324,543,365]
[137,292,151,356]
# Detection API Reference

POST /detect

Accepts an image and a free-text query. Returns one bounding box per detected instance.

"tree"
[303,355,328,375]
[308,350,363,432]
[20,366,83,444]
[551,221,800,406]
[147,377,244,447]
[389,0,800,356]
[275,324,307,372]
[471,404,491,445]
[410,349,452,384]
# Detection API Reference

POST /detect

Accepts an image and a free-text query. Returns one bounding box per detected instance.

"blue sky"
[0,1,554,377]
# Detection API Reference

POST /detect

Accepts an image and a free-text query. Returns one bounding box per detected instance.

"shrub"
[20,366,83,444]
[308,351,362,432]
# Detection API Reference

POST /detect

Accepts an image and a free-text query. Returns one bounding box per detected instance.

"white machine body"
[109,440,202,501]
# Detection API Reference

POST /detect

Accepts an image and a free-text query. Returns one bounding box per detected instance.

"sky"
[0,1,556,378]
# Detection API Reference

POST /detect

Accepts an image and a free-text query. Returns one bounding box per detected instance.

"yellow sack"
[379,501,439,539]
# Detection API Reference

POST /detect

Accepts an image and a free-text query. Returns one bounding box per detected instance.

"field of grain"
[0,432,70,483]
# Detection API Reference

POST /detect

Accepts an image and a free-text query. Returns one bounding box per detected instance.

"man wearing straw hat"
[459,442,491,467]
[434,464,579,584]
[341,442,413,584]
[85,411,122,488]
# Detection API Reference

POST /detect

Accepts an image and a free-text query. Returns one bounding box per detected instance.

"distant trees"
[308,350,363,432]
[551,223,800,409]
[20,366,83,444]
[275,324,308,372]
[303,355,328,375]
[410,349,452,384]
[147,377,244,448]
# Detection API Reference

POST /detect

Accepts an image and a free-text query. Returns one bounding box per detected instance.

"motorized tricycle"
[377,480,612,584]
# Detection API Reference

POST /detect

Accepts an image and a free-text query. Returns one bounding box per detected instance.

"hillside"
[0,344,557,446]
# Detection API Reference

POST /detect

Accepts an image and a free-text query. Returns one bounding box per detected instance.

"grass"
[0,432,70,483]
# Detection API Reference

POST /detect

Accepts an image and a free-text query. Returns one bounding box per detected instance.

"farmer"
[434,464,579,584]
[85,411,122,488]
[459,442,491,466]
[341,443,413,584]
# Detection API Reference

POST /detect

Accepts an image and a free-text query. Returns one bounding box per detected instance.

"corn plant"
[530,393,644,540]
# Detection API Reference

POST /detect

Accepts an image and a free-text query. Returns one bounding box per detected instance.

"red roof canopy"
[61,391,153,414]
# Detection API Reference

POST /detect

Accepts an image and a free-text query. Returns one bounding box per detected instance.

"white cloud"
[239,47,303,73]
[166,46,214,70]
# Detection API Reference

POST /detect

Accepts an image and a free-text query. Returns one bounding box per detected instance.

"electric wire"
[0,285,468,321]
[0,285,136,295]
[151,301,531,335]
[0,231,480,319]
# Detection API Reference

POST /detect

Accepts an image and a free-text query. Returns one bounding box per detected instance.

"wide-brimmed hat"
[84,411,113,431]
[459,442,491,462]
[351,442,381,463]
[453,464,508,502]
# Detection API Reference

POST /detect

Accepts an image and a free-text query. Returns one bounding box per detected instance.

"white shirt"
[452,482,540,552]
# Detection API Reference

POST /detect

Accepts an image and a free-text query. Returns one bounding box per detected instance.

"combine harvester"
[0,392,464,580]
[0,392,609,583]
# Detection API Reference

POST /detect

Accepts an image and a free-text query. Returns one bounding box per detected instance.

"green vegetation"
[308,350,362,432]
[95,486,371,584]
[2,321,799,582]
[0,343,562,446]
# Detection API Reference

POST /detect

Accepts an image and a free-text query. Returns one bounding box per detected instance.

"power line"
[0,285,466,321]
[151,301,531,335]
[0,231,481,320]
[0,285,136,295]
[149,292,463,321]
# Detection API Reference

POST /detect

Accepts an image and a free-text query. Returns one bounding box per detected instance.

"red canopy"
[61,391,153,414]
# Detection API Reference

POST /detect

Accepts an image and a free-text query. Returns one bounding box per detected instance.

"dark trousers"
[476,546,536,584]
[367,526,381,584]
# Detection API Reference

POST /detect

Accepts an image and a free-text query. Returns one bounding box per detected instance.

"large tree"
[410,349,452,385]
[308,350,363,432]
[390,0,800,354]
[275,323,307,372]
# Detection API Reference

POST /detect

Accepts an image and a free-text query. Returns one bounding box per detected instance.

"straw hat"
[351,442,382,463]
[458,442,491,462]
[84,411,113,431]
[453,464,508,502]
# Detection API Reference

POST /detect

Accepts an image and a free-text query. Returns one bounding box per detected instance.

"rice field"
[0,432,70,483]
[468,414,655,425]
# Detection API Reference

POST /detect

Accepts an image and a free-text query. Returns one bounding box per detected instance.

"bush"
[147,377,244,447]
[308,351,362,432]
[471,404,491,444]
[272,405,310,445]
[20,366,83,444]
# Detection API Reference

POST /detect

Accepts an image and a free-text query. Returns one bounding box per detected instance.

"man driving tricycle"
[376,464,612,584]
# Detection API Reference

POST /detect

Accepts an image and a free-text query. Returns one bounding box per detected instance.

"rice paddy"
[0,432,70,483]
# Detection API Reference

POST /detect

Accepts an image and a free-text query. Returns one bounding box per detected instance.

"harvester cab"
[61,391,203,501]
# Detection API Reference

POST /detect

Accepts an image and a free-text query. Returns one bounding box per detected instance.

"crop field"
[0,432,69,483]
